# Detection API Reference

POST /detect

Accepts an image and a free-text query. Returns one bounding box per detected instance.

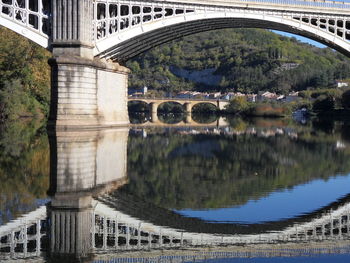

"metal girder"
[93,0,350,61]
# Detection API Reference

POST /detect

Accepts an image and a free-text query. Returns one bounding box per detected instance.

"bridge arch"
[94,4,350,62]
[0,0,50,48]
[128,100,150,111]
[158,100,185,113]
[191,101,219,112]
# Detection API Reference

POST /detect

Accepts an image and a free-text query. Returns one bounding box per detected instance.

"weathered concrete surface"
[49,57,130,129]
[184,102,192,113]
[49,0,130,129]
[51,0,94,59]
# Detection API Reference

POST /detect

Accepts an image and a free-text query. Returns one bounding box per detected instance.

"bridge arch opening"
[128,100,150,113]
[156,102,185,124]
[128,100,150,124]
[192,103,218,113]
[191,103,219,124]
[158,101,184,114]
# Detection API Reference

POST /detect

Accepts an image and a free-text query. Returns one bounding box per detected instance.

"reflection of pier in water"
[2,195,350,260]
[1,127,350,261]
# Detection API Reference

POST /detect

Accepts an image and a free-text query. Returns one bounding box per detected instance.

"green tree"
[225,97,250,114]
[0,80,41,120]
[0,27,50,121]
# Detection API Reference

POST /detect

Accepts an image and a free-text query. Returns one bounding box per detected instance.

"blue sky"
[273,30,326,48]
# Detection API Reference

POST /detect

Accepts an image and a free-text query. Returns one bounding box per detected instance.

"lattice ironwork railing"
[93,0,195,41]
[0,0,50,37]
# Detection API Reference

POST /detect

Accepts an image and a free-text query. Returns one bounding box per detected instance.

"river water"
[1,115,350,262]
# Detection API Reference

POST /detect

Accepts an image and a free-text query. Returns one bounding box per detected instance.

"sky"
[272,0,350,48]
[272,30,326,48]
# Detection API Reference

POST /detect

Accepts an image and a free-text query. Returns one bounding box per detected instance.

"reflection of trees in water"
[126,120,350,210]
[0,120,49,225]
[191,112,218,124]
[312,118,335,134]
[192,103,218,113]
[128,112,150,124]
[158,102,184,113]
[158,113,184,124]
[341,122,350,144]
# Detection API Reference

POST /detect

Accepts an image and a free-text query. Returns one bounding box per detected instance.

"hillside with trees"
[2,26,350,121]
[127,28,350,94]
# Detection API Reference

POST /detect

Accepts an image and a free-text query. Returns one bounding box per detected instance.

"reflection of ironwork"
[94,195,350,251]
[0,206,47,260]
[1,197,350,260]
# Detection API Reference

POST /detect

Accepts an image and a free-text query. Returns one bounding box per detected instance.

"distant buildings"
[335,81,349,88]
[259,91,279,100]
[128,86,148,96]
[128,87,302,103]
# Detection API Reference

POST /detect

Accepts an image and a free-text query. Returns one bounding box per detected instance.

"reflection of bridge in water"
[129,97,230,126]
[131,116,229,127]
[2,193,350,260]
[1,127,350,261]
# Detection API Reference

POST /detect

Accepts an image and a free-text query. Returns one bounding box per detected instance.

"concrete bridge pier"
[150,102,159,114]
[217,100,229,111]
[151,111,159,123]
[184,113,193,123]
[184,102,193,113]
[49,57,130,129]
[48,0,129,129]
[184,103,193,123]
[150,102,160,123]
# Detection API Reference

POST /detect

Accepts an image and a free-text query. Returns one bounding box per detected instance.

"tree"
[225,96,250,114]
[0,80,41,120]
[0,27,50,121]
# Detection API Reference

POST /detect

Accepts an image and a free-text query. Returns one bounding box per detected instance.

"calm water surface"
[1,115,350,262]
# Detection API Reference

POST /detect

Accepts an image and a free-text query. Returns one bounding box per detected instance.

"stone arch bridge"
[129,97,229,122]
[1,0,350,129]
[128,97,229,112]
[129,97,228,124]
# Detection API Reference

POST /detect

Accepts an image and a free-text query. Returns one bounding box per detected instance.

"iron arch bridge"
[2,0,350,129]
[2,0,350,60]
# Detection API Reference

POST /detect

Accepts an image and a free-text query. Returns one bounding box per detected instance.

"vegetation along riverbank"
[1,25,350,121]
